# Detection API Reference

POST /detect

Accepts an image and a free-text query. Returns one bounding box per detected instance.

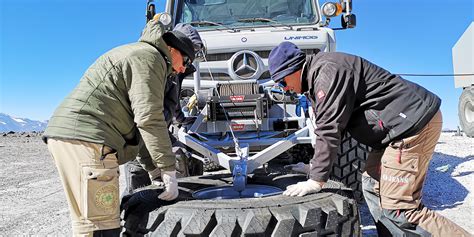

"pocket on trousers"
[380,151,419,201]
[81,165,120,221]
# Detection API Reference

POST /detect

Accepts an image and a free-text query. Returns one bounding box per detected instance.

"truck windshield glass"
[176,0,318,30]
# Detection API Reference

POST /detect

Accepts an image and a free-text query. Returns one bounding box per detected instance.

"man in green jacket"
[43,17,195,236]
[123,23,204,197]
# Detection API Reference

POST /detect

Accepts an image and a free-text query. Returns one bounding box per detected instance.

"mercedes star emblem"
[235,53,257,76]
[228,50,264,80]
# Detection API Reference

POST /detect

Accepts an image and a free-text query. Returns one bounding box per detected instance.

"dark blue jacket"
[302,52,441,182]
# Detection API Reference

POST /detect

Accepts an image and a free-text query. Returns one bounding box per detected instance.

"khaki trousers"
[47,138,121,236]
[362,111,472,236]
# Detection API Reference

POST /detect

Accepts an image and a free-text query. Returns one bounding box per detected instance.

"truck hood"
[199,27,335,53]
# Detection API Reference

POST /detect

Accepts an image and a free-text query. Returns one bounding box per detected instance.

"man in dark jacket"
[123,23,204,196]
[269,41,471,236]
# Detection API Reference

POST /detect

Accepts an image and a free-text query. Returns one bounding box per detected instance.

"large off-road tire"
[333,134,370,201]
[203,161,223,172]
[176,150,204,177]
[127,173,361,237]
[459,87,474,137]
[283,133,370,201]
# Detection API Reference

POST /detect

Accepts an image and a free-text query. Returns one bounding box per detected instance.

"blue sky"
[0,0,472,129]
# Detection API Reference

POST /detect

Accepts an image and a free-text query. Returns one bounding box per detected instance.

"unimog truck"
[453,22,474,137]
[124,0,369,236]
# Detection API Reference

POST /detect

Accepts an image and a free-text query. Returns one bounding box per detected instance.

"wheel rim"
[193,184,282,199]
[465,100,474,123]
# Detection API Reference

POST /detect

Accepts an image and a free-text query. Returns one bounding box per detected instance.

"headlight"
[154,12,172,27]
[321,2,343,18]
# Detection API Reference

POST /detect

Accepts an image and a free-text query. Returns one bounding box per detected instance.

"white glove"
[158,170,179,201]
[284,162,310,174]
[283,179,323,197]
[148,167,164,186]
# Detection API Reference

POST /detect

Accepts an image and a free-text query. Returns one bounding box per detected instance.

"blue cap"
[268,41,306,82]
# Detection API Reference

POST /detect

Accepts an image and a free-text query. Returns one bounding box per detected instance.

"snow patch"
[12,118,26,123]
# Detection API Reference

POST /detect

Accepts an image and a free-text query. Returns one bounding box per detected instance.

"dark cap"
[268,41,306,82]
[162,30,195,62]
[173,23,203,52]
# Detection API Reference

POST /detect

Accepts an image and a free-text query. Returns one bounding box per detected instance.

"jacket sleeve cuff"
[309,174,329,183]
[136,155,157,172]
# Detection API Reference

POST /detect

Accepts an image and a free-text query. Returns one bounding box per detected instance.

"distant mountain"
[0,113,48,132]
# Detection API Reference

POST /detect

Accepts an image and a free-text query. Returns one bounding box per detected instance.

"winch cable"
[200,52,258,193]
[198,51,293,155]
[396,73,474,77]
[200,50,246,156]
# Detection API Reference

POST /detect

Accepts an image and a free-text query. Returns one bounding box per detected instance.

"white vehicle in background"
[453,22,474,137]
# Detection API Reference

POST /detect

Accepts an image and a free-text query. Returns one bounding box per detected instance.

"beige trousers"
[47,138,121,236]
[363,111,472,236]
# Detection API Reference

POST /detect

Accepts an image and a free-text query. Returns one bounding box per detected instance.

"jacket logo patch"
[317,90,325,100]
[95,184,119,212]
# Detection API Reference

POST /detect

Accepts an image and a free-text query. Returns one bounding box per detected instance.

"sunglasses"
[182,55,191,66]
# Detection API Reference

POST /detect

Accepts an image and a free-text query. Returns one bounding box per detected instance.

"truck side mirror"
[341,14,356,29]
[146,1,156,23]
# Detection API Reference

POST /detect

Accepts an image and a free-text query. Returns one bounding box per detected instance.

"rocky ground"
[0,132,472,236]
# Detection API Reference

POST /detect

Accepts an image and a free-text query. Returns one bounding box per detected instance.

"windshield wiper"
[237,18,293,30]
[189,20,239,32]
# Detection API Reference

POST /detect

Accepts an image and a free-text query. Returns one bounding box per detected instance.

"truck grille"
[185,71,270,81]
[205,50,270,62]
[204,49,319,62]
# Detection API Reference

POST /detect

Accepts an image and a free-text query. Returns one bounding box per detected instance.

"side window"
[175,0,194,24]
[181,4,193,23]
[303,0,315,19]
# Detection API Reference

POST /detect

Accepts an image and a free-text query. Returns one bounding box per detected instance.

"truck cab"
[159,0,355,89]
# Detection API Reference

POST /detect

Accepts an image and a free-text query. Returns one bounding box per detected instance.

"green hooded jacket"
[43,20,176,171]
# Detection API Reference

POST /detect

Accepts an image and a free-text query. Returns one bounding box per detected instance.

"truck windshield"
[176,0,318,30]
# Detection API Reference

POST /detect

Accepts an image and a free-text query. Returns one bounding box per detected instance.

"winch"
[202,81,299,133]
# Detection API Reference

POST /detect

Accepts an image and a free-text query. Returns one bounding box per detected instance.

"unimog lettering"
[284,35,319,40]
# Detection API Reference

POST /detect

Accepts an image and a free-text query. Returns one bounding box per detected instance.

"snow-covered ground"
[424,133,473,232]
[361,132,474,236]
[0,132,472,236]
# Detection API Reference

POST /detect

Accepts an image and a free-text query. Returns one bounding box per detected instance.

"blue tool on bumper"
[295,94,310,117]
[232,143,249,193]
